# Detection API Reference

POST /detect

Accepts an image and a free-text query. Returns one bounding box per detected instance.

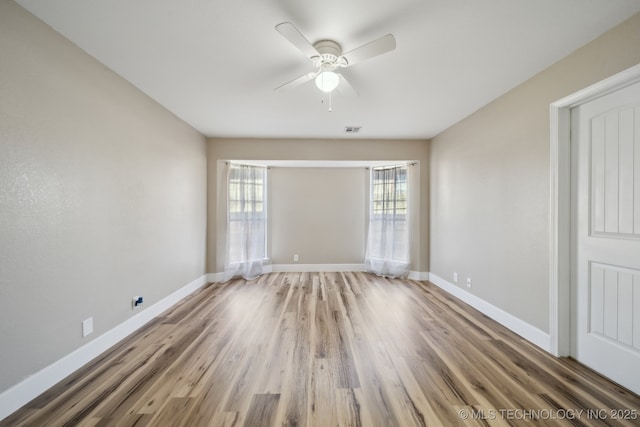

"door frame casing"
[549,63,640,356]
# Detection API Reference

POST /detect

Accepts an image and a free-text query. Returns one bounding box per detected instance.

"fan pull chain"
[320,93,333,112]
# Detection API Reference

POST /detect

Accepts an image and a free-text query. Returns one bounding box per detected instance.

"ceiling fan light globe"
[315,71,340,93]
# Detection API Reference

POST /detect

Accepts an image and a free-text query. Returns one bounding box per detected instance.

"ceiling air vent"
[344,126,362,134]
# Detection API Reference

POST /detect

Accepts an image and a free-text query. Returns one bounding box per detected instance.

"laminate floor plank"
[3,273,640,427]
[335,388,368,427]
[308,358,339,427]
[243,394,280,427]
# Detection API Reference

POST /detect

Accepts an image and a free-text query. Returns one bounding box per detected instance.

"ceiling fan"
[274,22,396,97]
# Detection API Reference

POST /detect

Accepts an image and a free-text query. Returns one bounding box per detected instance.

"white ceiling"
[14,0,640,140]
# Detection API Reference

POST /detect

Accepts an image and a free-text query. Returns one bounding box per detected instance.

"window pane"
[371,166,407,220]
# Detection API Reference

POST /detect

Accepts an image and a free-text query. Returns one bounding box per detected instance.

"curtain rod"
[365,162,416,170]
[225,161,270,169]
[225,161,415,169]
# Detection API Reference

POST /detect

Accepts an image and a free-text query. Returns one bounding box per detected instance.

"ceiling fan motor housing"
[312,40,347,68]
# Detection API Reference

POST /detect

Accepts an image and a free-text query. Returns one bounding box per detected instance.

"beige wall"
[270,168,366,264]
[207,138,430,273]
[0,1,207,393]
[430,13,640,332]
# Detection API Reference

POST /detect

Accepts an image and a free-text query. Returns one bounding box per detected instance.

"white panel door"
[572,80,640,394]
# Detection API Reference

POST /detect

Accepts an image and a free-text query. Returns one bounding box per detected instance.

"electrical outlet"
[293,254,299,263]
[466,277,472,288]
[82,317,93,337]
[453,272,458,283]
[132,296,144,310]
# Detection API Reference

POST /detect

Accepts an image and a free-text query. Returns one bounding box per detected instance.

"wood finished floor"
[3,272,640,427]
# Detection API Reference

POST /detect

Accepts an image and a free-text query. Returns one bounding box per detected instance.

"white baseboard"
[271,263,367,273]
[408,271,430,281]
[207,272,224,283]
[0,274,210,422]
[428,273,551,352]
[208,267,429,281]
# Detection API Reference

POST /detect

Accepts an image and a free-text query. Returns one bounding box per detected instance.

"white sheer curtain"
[224,163,266,281]
[365,165,410,278]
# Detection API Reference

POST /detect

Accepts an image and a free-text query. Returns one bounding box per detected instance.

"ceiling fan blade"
[275,22,319,59]
[336,73,358,97]
[274,72,316,91]
[341,34,396,67]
